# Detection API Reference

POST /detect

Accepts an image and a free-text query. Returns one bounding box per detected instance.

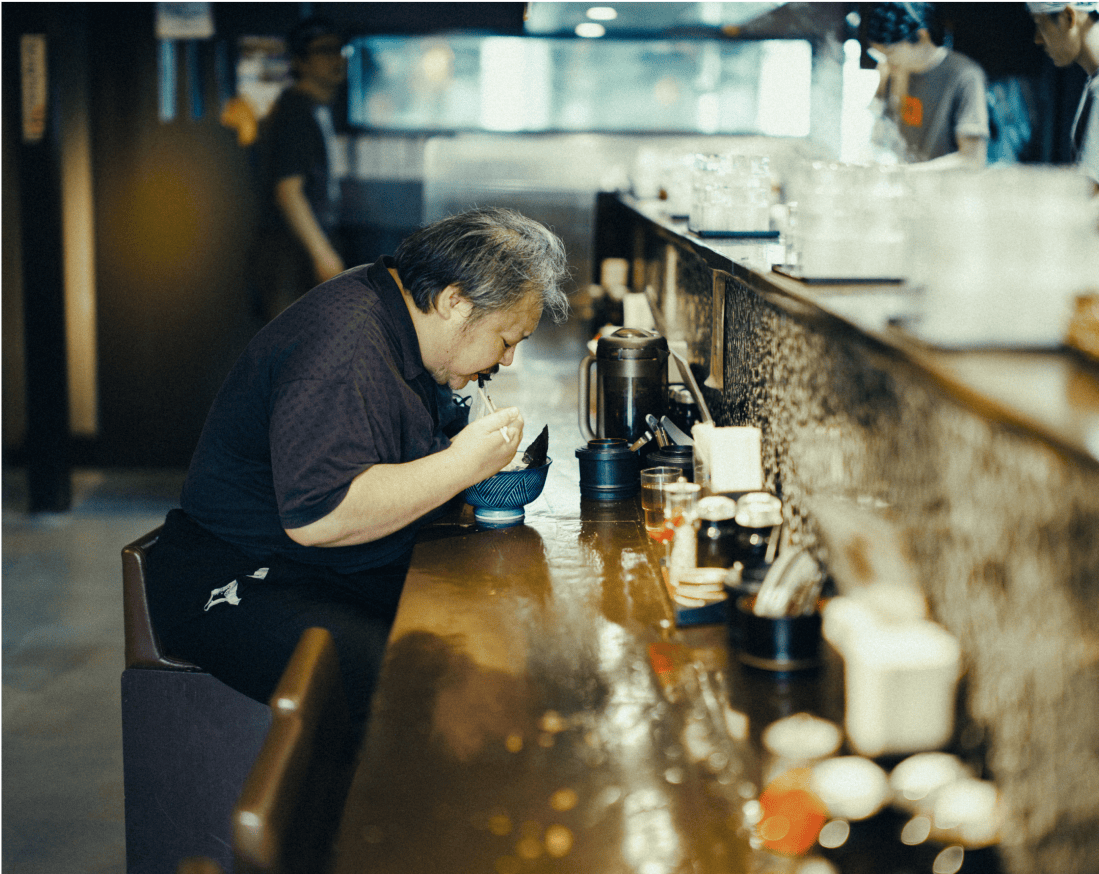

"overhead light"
[586,6,617,21]
[575,22,606,38]
[524,2,784,36]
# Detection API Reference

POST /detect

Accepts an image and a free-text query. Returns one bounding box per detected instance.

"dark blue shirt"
[181,259,467,573]
[255,87,338,234]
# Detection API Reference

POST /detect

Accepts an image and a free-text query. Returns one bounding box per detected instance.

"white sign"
[156,3,215,40]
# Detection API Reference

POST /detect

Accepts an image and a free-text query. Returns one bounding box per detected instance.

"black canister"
[735,594,822,672]
[576,438,640,501]
[667,386,701,436]
[733,492,783,586]
[645,444,694,482]
[696,495,738,569]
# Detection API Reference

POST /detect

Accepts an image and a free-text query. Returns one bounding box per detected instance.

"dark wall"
[90,4,258,466]
[937,2,1045,78]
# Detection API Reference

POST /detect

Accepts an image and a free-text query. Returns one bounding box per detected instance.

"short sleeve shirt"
[181,259,455,573]
[255,88,338,233]
[888,50,990,162]
[1075,73,1099,185]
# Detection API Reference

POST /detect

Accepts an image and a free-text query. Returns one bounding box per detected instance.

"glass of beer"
[641,467,684,541]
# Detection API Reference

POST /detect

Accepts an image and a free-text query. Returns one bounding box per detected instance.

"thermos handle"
[578,354,597,442]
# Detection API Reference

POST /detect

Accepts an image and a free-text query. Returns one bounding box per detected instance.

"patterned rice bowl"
[463,460,552,528]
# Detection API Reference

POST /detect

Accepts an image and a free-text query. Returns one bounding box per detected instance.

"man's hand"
[312,247,346,284]
[284,407,525,549]
[448,407,524,483]
[275,175,345,284]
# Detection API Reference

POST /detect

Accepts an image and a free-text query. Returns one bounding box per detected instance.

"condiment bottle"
[695,495,738,569]
[734,492,782,585]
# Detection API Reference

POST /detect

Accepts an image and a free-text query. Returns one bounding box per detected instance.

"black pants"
[146,509,408,733]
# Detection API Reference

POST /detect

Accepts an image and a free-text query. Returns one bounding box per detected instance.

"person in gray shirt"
[867,2,990,166]
[1029,1,1099,191]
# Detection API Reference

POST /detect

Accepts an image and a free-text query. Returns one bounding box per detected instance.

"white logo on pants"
[204,568,267,611]
[204,579,242,611]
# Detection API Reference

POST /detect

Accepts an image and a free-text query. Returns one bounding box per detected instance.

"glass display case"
[347,34,812,136]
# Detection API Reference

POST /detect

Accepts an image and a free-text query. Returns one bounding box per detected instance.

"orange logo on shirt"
[901,95,923,127]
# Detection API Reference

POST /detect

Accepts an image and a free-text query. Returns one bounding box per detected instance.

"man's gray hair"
[394,207,571,324]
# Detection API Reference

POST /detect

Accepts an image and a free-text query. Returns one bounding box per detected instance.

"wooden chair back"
[122,526,200,670]
[233,626,355,874]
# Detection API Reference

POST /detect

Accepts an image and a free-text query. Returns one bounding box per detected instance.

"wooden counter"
[332,194,1099,874]
[332,325,764,873]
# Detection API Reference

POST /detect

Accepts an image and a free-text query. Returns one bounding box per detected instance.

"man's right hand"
[285,407,524,549]
[448,407,524,483]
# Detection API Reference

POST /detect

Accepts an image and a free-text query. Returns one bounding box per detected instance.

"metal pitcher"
[578,328,669,444]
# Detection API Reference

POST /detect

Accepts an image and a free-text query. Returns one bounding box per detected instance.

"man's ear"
[437,284,473,321]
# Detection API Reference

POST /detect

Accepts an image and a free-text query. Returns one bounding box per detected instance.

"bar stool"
[120,527,272,874]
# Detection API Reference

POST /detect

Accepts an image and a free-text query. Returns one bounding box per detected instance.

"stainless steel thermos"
[578,328,669,445]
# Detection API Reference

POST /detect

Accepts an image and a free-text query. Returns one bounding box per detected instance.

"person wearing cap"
[250,16,350,321]
[866,2,990,166]
[1029,2,1099,190]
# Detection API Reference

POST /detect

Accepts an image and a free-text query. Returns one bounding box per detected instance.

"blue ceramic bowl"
[463,459,552,528]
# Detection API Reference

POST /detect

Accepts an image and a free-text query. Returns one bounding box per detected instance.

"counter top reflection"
[332,327,756,874]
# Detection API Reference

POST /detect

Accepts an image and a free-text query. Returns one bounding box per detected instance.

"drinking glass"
[641,467,683,540]
[785,161,909,279]
[663,481,701,536]
[907,165,1099,347]
[664,480,702,577]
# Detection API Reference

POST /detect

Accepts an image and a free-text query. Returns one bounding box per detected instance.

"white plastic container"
[837,616,962,758]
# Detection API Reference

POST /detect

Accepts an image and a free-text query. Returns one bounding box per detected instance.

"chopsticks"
[477,375,511,442]
[476,375,496,413]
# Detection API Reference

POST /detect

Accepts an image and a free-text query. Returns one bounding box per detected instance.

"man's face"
[430,292,543,391]
[870,38,922,71]
[296,34,348,90]
[1032,11,1079,67]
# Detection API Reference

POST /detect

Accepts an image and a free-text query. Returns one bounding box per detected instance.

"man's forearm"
[274,175,343,276]
[955,134,987,166]
[285,407,524,548]
[285,451,471,548]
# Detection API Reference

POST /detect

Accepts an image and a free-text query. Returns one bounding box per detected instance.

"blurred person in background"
[250,16,349,322]
[867,2,990,167]
[1029,1,1099,190]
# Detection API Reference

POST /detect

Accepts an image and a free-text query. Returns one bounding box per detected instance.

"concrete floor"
[3,467,186,874]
